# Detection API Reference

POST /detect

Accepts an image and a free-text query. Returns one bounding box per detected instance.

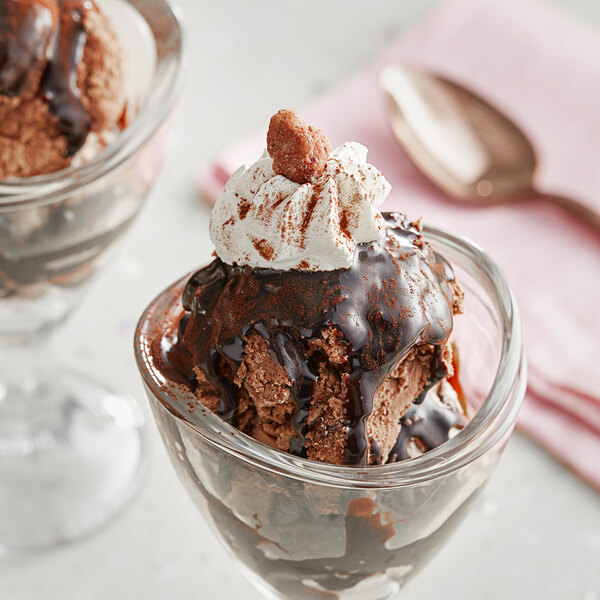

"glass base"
[246,566,402,600]
[0,368,146,553]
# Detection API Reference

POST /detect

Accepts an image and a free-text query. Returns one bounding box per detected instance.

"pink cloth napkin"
[199,0,600,491]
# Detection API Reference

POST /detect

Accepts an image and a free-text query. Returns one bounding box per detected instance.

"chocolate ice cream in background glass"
[135,112,526,599]
[0,0,185,551]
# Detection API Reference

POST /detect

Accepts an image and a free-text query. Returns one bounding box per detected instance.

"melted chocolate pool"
[167,213,459,465]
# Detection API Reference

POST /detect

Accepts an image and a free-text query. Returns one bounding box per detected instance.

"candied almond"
[267,109,331,184]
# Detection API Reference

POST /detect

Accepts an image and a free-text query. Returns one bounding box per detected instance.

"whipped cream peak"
[210,137,391,271]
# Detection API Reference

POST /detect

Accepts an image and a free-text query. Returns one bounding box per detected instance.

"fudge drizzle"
[0,0,92,155]
[167,213,459,466]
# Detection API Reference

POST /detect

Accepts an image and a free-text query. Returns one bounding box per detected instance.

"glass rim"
[0,0,188,209]
[134,225,526,489]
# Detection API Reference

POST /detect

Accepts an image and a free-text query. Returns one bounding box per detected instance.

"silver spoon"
[380,65,600,229]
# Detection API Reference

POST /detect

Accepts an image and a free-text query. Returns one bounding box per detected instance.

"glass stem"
[0,329,62,457]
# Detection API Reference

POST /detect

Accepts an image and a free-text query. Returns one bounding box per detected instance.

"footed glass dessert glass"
[0,0,185,552]
[135,227,526,600]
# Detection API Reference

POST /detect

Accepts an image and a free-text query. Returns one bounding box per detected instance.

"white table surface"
[4,1,600,598]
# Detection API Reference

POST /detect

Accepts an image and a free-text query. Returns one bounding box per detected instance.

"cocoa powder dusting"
[251,237,274,261]
[238,199,251,220]
[300,183,323,238]
[339,211,352,240]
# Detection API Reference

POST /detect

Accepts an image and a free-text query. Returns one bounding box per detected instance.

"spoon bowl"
[380,65,600,227]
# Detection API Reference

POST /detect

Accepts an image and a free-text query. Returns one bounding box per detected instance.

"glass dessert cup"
[135,227,526,600]
[0,0,185,552]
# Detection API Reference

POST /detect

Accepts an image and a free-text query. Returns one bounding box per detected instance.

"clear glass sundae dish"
[0,0,185,552]
[136,110,526,598]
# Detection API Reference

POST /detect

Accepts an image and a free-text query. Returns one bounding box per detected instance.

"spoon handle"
[532,190,600,231]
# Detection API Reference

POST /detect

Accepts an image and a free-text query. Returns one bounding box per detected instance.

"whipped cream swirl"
[210,142,391,271]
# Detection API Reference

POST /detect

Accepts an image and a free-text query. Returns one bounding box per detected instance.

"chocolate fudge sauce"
[387,381,467,463]
[160,411,480,599]
[206,480,480,597]
[166,213,459,466]
[0,0,91,154]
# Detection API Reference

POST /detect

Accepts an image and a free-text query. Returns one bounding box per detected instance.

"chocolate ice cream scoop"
[0,0,126,178]
[159,111,466,466]
[167,212,463,466]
